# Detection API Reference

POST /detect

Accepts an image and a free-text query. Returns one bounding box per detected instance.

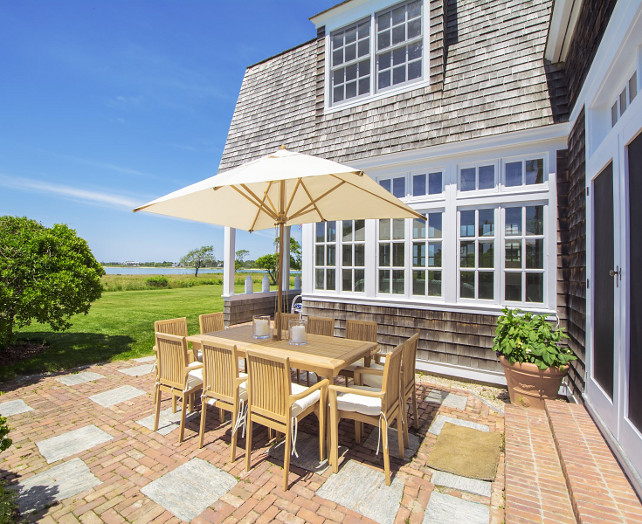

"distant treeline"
[102,260,260,268]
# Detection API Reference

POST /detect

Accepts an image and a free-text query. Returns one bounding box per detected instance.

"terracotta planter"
[499,355,568,409]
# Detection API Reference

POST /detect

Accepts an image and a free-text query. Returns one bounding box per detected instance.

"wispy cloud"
[0,174,140,210]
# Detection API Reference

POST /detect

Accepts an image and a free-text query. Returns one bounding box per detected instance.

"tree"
[255,237,302,285]
[180,245,216,277]
[235,249,250,270]
[0,216,104,350]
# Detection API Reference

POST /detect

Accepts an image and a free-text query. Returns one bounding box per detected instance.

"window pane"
[328,221,336,241]
[428,243,442,267]
[408,0,421,18]
[461,168,475,191]
[429,270,441,297]
[333,49,343,67]
[506,161,522,187]
[343,221,353,241]
[345,43,356,63]
[355,220,365,241]
[316,222,325,242]
[408,18,421,39]
[630,72,637,102]
[478,272,494,299]
[346,27,356,43]
[460,210,475,237]
[379,244,390,265]
[413,217,426,239]
[343,245,352,266]
[315,269,324,289]
[392,6,405,24]
[316,245,325,265]
[327,245,336,265]
[378,70,391,89]
[413,242,425,266]
[378,51,391,70]
[408,42,422,60]
[505,241,522,268]
[479,165,494,189]
[393,219,405,239]
[612,102,618,127]
[505,207,522,235]
[526,239,543,268]
[392,25,405,45]
[526,159,543,184]
[333,69,343,85]
[460,271,475,298]
[526,273,543,302]
[358,75,369,94]
[354,244,365,266]
[478,241,494,268]
[620,89,627,115]
[358,21,370,38]
[393,65,405,85]
[346,63,357,81]
[429,213,442,238]
[346,81,357,99]
[378,30,390,49]
[460,241,475,267]
[505,272,522,301]
[428,172,442,194]
[393,177,405,197]
[358,39,369,58]
[525,206,543,235]
[326,269,336,290]
[354,269,365,292]
[413,174,426,196]
[380,179,391,192]
[408,60,421,80]
[332,33,343,49]
[343,269,352,292]
[413,270,425,295]
[392,270,404,293]
[479,209,494,236]
[378,12,390,30]
[379,219,390,240]
[379,270,390,293]
[393,243,405,266]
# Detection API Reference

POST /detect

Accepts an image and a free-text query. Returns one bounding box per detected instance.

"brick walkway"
[0,358,505,523]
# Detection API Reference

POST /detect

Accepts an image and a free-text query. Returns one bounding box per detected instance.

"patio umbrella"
[134,146,423,338]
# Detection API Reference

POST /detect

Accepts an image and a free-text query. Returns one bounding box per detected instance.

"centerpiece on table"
[494,308,576,409]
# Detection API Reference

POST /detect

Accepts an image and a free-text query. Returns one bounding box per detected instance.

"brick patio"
[0,358,505,523]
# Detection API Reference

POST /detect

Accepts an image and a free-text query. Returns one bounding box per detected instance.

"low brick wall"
[224,290,300,326]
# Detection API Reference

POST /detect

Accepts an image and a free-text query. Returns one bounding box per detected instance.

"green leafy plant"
[493,308,575,370]
[145,276,169,288]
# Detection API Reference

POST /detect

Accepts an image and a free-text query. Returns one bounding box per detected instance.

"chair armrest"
[373,352,387,365]
[234,376,246,386]
[353,366,384,376]
[328,384,384,398]
[290,378,329,402]
[186,362,203,371]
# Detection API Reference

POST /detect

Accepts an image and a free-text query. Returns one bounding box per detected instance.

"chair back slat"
[246,350,290,424]
[276,312,299,333]
[201,341,238,403]
[381,341,404,413]
[199,312,224,334]
[154,317,188,337]
[307,316,334,336]
[345,319,377,342]
[402,333,420,390]
[155,332,189,390]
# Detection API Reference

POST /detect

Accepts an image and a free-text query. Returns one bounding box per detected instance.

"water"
[102,267,301,276]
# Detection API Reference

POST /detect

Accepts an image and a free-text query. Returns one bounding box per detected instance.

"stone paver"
[316,460,405,524]
[16,458,101,513]
[425,389,468,410]
[428,414,490,435]
[0,399,33,416]
[431,470,492,497]
[141,458,237,521]
[118,364,154,377]
[269,431,347,473]
[136,407,199,436]
[37,425,113,463]
[362,426,421,459]
[133,356,155,363]
[423,492,489,524]
[55,371,105,386]
[89,385,146,407]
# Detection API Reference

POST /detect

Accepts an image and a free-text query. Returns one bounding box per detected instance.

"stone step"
[504,404,576,523]
[546,401,642,523]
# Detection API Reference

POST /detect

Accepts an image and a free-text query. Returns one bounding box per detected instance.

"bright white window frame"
[412,210,444,297]
[340,220,366,293]
[458,207,497,302]
[314,221,337,291]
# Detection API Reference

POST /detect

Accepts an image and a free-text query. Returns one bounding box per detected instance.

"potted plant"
[493,308,576,409]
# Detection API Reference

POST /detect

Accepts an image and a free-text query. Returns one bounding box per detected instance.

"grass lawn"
[0,284,245,381]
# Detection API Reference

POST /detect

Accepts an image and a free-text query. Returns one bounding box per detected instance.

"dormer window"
[326,0,427,109]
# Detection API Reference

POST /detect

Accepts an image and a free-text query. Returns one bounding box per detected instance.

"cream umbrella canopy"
[134,147,423,338]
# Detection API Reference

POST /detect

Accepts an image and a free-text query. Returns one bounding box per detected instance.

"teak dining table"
[187,324,377,381]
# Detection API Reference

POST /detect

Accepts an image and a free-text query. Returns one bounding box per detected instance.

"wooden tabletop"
[187,325,377,379]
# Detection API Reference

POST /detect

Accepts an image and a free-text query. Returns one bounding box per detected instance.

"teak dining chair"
[339,319,378,385]
[244,350,328,491]
[328,340,405,486]
[401,333,420,431]
[198,341,247,460]
[307,316,334,336]
[153,332,203,443]
[199,312,225,334]
[153,317,190,406]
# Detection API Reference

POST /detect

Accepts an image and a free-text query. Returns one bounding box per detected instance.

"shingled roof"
[219,0,567,171]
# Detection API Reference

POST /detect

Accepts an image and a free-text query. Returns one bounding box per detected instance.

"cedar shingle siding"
[220,0,562,171]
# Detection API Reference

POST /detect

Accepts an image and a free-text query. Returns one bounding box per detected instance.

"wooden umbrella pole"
[276,180,286,341]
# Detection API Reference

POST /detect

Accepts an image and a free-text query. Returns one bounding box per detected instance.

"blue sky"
[0,0,337,263]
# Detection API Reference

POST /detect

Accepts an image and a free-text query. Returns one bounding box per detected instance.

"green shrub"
[145,276,169,288]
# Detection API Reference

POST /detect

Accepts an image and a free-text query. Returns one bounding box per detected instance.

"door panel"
[594,162,615,399]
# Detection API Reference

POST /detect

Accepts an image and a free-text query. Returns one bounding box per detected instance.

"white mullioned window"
[378,218,406,294]
[504,158,545,187]
[314,221,337,291]
[330,19,371,104]
[459,164,495,192]
[412,211,443,296]
[458,208,496,301]
[341,220,366,292]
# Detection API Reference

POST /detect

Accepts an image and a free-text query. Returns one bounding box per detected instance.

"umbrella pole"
[276,221,284,340]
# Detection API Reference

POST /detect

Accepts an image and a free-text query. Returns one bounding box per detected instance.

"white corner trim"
[545,0,584,63]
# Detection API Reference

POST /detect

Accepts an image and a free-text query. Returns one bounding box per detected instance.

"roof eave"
[545,0,585,63]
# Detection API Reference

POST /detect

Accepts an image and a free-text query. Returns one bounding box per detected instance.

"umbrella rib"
[330,174,425,220]
[290,180,346,221]
[284,178,302,217]
[231,185,278,222]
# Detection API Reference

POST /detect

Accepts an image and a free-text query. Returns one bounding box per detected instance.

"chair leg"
[230,406,238,462]
[198,399,207,449]
[219,407,225,423]
[330,393,339,473]
[411,386,419,429]
[245,413,253,472]
[283,423,292,491]
[172,394,177,413]
[153,387,162,431]
[401,399,410,448]
[319,389,326,461]
[397,412,405,460]
[179,394,188,443]
[382,417,391,486]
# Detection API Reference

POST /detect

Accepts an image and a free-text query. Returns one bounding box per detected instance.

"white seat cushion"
[336,385,382,416]
[206,380,248,405]
[187,368,203,390]
[291,383,321,417]
[360,363,385,389]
